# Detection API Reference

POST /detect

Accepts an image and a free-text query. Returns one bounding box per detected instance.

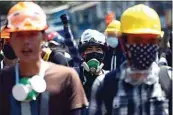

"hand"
[60,14,69,25]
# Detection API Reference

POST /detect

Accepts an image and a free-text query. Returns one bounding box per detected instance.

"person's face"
[84,46,103,54]
[10,31,45,62]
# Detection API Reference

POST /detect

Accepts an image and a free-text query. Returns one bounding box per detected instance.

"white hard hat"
[80,29,106,45]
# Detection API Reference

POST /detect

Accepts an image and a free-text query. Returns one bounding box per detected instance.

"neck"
[19,59,42,77]
[85,69,103,76]
[3,57,18,66]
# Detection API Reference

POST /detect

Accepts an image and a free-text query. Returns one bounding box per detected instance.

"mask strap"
[1,60,4,70]
[15,63,19,84]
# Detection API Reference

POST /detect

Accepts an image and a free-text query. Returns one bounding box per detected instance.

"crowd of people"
[0,1,172,115]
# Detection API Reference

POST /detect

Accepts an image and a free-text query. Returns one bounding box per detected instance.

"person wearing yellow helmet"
[0,2,88,115]
[0,25,18,69]
[89,4,169,115]
[103,20,126,71]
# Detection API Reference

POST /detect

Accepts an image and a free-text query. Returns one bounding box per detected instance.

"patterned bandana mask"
[126,44,159,70]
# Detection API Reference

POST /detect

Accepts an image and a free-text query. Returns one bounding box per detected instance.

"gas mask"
[3,44,17,60]
[12,62,47,102]
[12,75,46,102]
[126,44,159,70]
[82,52,104,74]
[106,37,119,48]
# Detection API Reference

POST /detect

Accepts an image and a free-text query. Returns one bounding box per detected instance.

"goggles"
[7,11,47,32]
[126,34,160,44]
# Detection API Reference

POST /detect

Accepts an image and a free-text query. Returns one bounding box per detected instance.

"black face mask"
[3,44,17,60]
[85,52,104,62]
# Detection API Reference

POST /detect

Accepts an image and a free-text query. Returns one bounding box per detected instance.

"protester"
[0,25,18,69]
[79,29,109,100]
[89,4,169,115]
[104,20,126,71]
[0,2,88,115]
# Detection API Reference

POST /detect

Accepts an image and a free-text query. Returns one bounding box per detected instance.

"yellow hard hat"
[105,20,120,33]
[120,4,164,37]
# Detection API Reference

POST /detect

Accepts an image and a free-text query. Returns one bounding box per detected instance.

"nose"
[23,36,30,46]
[92,47,98,52]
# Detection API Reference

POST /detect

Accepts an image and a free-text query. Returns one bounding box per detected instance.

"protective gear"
[106,37,119,48]
[83,52,104,74]
[126,44,159,70]
[120,4,164,37]
[82,59,104,74]
[85,52,104,63]
[80,29,106,74]
[47,32,65,46]
[12,75,46,102]
[13,61,47,102]
[1,26,10,39]
[105,20,120,34]
[80,29,106,53]
[80,29,106,46]
[6,2,47,32]
[3,44,17,60]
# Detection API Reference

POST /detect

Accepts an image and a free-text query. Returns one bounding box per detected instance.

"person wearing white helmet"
[79,29,109,100]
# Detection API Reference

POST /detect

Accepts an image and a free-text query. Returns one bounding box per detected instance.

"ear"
[41,31,47,42]
[119,34,131,61]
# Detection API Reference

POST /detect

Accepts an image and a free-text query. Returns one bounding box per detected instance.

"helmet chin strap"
[82,61,104,74]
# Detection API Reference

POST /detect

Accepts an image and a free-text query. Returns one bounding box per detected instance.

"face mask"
[82,58,104,74]
[85,52,104,62]
[106,37,119,48]
[12,75,46,102]
[3,44,17,60]
[126,44,159,70]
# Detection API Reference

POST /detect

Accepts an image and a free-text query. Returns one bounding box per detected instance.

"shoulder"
[0,66,15,92]
[151,82,168,100]
[44,62,81,92]
[46,62,78,79]
[159,65,172,80]
[0,65,15,78]
[45,62,80,85]
[104,69,120,82]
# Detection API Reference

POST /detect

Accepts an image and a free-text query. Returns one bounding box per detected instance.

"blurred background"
[0,1,172,40]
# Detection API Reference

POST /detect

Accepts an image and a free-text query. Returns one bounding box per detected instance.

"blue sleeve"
[63,25,82,68]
